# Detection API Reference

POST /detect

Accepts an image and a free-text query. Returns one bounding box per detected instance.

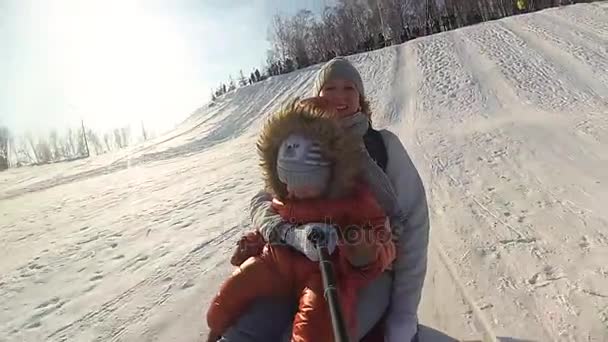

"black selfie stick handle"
[308,228,349,342]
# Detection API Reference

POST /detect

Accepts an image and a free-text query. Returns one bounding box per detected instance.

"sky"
[0,0,327,136]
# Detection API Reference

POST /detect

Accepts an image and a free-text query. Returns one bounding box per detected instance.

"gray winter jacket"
[250,129,430,342]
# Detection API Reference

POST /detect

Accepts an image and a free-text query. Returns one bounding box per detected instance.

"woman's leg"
[356,271,392,340]
[219,297,297,342]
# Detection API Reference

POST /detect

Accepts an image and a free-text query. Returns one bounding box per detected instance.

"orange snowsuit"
[207,183,396,342]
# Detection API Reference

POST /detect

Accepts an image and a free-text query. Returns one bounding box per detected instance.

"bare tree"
[141,121,148,141]
[238,70,248,87]
[228,76,236,92]
[48,130,61,161]
[381,0,408,43]
[35,139,53,164]
[16,138,35,165]
[269,14,290,61]
[292,10,314,68]
[65,128,76,158]
[76,133,87,157]
[7,135,17,168]
[80,120,90,158]
[120,126,131,147]
[333,5,357,54]
[84,129,103,155]
[103,132,113,151]
[0,126,9,171]
[114,129,124,149]
[24,132,40,164]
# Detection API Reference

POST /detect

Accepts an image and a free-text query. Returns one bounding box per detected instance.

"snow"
[1,2,607,341]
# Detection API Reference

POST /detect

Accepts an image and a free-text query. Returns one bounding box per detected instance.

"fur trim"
[360,96,373,124]
[257,100,362,200]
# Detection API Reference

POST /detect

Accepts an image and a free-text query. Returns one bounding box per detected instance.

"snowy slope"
[1,3,608,341]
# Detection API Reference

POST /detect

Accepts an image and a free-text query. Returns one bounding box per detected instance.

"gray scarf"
[340,113,403,222]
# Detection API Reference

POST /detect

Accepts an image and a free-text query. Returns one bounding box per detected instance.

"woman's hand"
[342,224,378,268]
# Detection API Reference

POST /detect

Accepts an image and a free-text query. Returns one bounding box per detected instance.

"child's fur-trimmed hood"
[257,101,362,200]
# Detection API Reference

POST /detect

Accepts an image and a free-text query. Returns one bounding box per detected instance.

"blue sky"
[0,0,326,136]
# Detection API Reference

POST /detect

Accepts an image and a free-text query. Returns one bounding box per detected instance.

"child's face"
[319,79,360,118]
[287,185,324,200]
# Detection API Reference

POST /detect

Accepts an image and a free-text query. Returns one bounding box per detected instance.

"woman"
[221,57,429,342]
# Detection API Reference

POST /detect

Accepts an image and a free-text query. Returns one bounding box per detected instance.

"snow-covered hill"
[1,2,607,341]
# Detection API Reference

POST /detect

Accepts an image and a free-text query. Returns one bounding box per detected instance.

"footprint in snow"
[90,275,103,281]
[136,255,149,262]
[579,236,591,250]
[25,321,41,329]
[83,284,97,293]
[35,297,61,309]
[28,263,45,270]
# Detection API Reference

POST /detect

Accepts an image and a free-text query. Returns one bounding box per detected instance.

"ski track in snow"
[415,33,486,122]
[462,21,601,113]
[1,3,608,342]
[508,13,608,92]
[544,3,608,40]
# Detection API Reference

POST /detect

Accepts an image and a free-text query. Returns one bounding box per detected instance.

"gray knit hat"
[277,134,331,192]
[312,57,364,96]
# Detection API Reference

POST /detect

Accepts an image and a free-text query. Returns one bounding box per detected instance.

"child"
[206,102,396,342]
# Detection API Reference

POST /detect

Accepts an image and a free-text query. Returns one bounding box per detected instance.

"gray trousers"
[220,271,392,342]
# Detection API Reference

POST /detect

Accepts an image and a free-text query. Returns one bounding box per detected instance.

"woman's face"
[318,79,360,118]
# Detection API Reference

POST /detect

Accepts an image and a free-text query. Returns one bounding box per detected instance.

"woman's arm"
[380,130,430,342]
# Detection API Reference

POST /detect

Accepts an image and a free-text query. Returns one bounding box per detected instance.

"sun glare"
[40,0,203,132]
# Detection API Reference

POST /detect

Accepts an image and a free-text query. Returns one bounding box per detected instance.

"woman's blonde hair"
[360,95,373,125]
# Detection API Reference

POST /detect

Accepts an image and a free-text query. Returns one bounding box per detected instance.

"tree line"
[210,0,589,99]
[2,0,590,171]
[0,122,154,171]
